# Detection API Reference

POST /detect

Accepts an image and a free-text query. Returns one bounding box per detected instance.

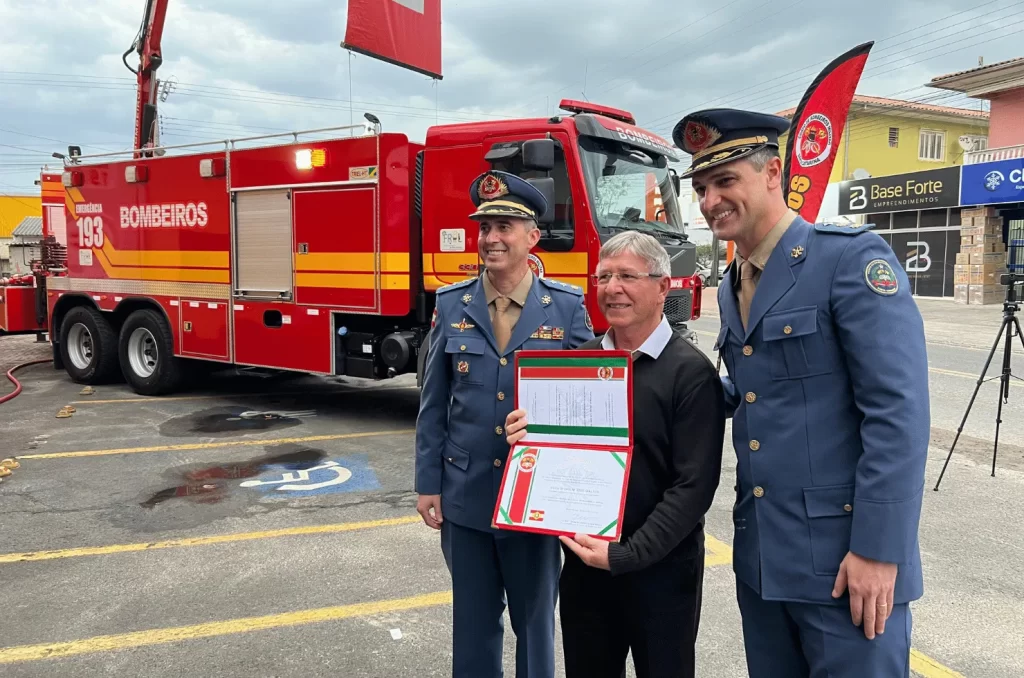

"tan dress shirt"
[482,269,533,330]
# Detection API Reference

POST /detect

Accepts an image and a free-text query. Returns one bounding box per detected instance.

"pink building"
[929,57,1024,161]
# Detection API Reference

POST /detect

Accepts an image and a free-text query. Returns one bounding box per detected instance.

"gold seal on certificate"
[492,349,633,541]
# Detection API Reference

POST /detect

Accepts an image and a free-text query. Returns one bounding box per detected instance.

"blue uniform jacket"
[415,274,594,533]
[714,216,930,605]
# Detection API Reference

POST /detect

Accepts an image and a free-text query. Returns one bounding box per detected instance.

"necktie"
[494,296,512,353]
[738,260,757,330]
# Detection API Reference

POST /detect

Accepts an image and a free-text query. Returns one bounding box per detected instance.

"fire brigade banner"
[492,350,634,541]
[342,0,443,79]
[782,41,873,222]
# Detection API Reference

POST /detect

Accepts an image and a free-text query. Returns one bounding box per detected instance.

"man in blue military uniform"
[676,108,930,677]
[415,169,594,677]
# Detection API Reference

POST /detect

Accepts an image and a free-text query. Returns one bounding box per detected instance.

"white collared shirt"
[600,314,673,359]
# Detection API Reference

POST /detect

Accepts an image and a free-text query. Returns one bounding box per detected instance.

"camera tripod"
[934,276,1024,491]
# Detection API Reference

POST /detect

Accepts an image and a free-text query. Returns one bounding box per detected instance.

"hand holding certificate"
[493,349,633,542]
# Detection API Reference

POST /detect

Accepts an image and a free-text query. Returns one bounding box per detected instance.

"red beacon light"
[558,99,636,125]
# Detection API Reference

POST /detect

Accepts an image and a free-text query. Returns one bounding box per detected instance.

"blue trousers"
[440,519,561,678]
[737,580,912,678]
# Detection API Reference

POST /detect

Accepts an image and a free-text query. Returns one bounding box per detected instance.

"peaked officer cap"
[468,170,548,221]
[673,108,791,178]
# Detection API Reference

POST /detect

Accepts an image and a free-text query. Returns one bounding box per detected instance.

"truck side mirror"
[526,177,556,225]
[522,139,555,172]
[669,168,681,195]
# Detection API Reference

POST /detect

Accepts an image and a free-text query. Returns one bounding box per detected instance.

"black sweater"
[580,331,726,576]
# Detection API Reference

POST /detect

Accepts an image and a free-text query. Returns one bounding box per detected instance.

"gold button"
[495,426,503,435]
[745,392,756,403]
[500,357,508,366]
[497,392,505,401]
[749,440,760,451]
[494,459,502,468]
[460,344,467,351]
[844,504,852,512]
[742,345,753,356]
[753,486,764,498]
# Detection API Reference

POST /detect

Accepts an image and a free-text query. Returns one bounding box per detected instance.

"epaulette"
[814,222,872,235]
[539,277,584,295]
[436,277,477,294]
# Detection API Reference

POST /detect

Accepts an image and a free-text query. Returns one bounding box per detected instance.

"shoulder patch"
[814,222,872,235]
[437,277,476,294]
[864,259,899,296]
[539,277,583,295]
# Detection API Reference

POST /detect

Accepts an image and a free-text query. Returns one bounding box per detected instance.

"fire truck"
[2,1,700,396]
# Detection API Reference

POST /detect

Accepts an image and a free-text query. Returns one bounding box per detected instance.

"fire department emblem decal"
[527,253,545,278]
[796,113,833,168]
[478,174,508,200]
[597,366,613,381]
[682,119,722,154]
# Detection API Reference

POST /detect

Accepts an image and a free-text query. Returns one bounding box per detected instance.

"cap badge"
[683,119,722,154]
[478,174,508,201]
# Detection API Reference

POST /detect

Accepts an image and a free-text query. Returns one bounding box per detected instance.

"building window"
[959,135,988,152]
[919,129,946,161]
[888,128,899,148]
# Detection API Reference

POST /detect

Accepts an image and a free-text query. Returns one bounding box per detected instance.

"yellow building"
[0,194,41,238]
[776,95,989,182]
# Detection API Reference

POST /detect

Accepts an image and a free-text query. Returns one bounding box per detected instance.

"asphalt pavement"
[1,293,1022,677]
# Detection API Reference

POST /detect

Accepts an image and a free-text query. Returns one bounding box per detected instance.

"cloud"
[1,0,1021,196]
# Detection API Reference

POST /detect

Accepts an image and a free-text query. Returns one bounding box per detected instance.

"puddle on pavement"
[158,406,315,438]
[140,446,326,508]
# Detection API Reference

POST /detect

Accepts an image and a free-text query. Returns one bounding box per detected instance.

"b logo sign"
[906,241,931,273]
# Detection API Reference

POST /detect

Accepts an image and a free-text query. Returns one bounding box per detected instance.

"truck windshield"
[577,134,686,239]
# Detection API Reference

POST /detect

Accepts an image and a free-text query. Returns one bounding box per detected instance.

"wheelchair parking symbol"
[239,455,380,497]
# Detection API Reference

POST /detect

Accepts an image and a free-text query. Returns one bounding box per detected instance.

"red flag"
[782,41,873,222]
[342,0,443,80]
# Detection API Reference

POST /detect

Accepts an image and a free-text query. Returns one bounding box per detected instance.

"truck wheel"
[59,305,120,384]
[118,309,182,395]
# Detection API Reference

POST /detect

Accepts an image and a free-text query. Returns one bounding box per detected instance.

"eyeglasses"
[590,272,664,286]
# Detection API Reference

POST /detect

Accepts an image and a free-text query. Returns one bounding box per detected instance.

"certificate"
[492,349,633,541]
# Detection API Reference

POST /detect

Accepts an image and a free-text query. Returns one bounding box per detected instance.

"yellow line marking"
[17,429,414,460]
[0,516,423,564]
[705,533,733,567]
[911,649,966,678]
[70,385,418,405]
[0,591,453,664]
[699,535,963,677]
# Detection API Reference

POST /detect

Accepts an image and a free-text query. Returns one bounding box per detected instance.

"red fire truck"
[4,1,701,395]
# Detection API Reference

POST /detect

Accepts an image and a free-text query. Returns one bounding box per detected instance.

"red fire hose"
[0,358,53,405]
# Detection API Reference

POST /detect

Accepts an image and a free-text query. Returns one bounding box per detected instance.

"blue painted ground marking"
[239,454,381,497]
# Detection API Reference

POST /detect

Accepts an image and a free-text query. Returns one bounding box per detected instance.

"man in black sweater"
[504,231,726,678]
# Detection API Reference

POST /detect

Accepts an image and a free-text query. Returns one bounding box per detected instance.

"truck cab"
[418,99,699,341]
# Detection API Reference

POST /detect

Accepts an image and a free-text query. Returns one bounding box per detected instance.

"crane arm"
[125,0,169,154]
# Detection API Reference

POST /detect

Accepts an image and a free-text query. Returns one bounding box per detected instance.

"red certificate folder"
[492,349,634,541]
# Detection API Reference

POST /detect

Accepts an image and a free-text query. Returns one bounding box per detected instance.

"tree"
[695,243,713,269]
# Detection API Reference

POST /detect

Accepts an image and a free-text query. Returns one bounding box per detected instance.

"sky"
[2,0,1023,210]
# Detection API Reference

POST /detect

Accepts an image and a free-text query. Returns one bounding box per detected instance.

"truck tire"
[118,309,183,395]
[59,305,120,384]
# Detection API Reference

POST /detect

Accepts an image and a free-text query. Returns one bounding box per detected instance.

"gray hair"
[598,231,671,277]
[747,146,780,173]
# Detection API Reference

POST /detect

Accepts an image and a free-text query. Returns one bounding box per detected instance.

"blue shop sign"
[960,158,1024,205]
